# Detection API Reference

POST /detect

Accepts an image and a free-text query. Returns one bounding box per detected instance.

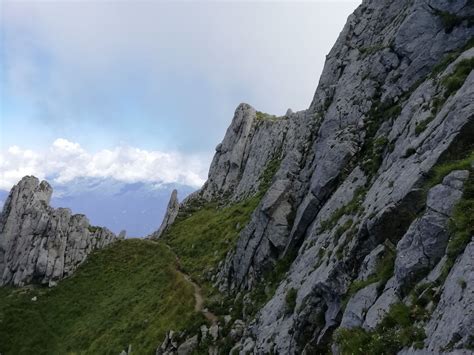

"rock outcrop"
[153,0,474,353]
[0,176,120,287]
[149,189,180,239]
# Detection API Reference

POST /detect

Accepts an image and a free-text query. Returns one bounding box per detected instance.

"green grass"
[87,225,102,233]
[426,151,474,188]
[255,111,278,121]
[259,154,282,193]
[430,38,474,78]
[358,96,402,179]
[344,242,395,303]
[415,115,435,136]
[335,303,425,354]
[0,239,202,355]
[446,162,474,264]
[162,196,260,283]
[319,186,367,233]
[243,249,298,318]
[441,57,474,97]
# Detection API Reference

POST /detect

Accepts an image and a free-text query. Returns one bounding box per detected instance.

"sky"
[0,0,360,192]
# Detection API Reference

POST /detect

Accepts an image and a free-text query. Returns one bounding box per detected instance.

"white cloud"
[0,138,209,190]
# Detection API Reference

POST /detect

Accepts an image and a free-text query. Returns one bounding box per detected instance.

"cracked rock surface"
[0,176,119,286]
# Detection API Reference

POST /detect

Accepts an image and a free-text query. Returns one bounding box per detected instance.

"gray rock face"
[176,335,198,355]
[0,176,118,287]
[395,171,469,291]
[173,0,474,353]
[340,283,379,329]
[150,189,179,239]
[145,0,474,353]
[363,286,400,330]
[423,239,474,352]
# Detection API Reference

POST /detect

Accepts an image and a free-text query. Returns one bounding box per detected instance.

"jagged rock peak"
[0,176,119,287]
[149,189,180,239]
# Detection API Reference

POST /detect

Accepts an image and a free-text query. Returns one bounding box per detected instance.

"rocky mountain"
[153,0,474,353]
[1,0,473,354]
[0,176,122,287]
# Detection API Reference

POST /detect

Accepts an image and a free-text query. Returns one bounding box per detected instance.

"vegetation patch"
[335,302,425,354]
[334,219,354,240]
[415,115,435,136]
[421,149,474,281]
[244,249,298,318]
[446,162,474,266]
[344,242,395,303]
[425,150,473,188]
[87,225,102,233]
[162,196,260,284]
[430,38,474,78]
[256,111,279,121]
[259,154,282,194]
[319,187,367,233]
[430,7,474,34]
[441,57,474,98]
[0,239,202,355]
[359,95,402,179]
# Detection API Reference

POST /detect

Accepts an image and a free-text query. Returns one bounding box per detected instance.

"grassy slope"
[0,239,201,355]
[162,197,260,284]
[0,196,262,354]
[0,157,276,354]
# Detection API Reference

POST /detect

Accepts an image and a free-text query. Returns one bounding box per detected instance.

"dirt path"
[152,240,219,324]
[177,269,219,324]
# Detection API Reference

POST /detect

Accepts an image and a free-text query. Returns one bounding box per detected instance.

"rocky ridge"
[0,176,122,287]
[1,0,473,353]
[155,0,474,353]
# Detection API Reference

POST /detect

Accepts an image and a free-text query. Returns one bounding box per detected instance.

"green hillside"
[0,194,261,355]
[0,239,201,355]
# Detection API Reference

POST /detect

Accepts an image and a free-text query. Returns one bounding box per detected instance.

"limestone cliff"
[0,176,121,287]
[157,0,474,353]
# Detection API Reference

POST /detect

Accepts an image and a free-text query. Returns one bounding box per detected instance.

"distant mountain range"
[0,177,196,237]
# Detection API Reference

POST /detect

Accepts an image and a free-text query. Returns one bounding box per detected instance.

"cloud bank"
[0,138,209,190]
[1,1,360,153]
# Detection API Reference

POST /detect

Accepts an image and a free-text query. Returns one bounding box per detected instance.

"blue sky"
[0,0,360,191]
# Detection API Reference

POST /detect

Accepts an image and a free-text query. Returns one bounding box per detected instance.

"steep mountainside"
[1,0,473,354]
[155,0,474,353]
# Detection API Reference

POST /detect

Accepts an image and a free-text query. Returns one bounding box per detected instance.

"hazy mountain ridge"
[0,177,196,236]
